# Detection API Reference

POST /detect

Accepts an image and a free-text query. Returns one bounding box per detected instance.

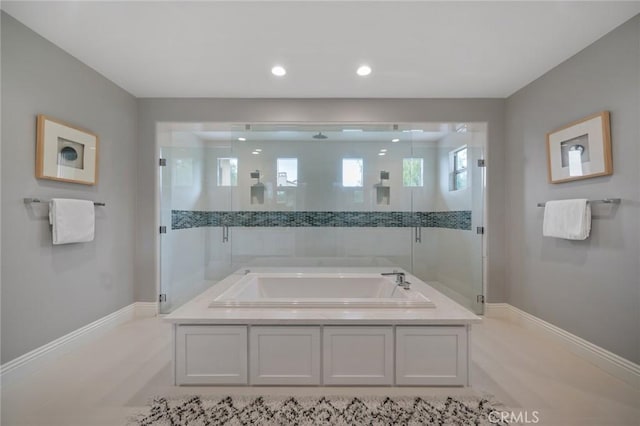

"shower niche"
[375,171,390,205]
[250,170,265,205]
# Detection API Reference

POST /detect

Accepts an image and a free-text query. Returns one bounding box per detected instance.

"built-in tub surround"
[209,272,435,308]
[165,267,480,386]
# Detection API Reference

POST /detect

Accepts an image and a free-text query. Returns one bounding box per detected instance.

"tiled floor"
[1,315,638,425]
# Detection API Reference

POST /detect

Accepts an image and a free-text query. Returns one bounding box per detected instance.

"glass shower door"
[203,144,237,283]
[158,145,172,314]
[159,136,234,313]
[410,125,485,314]
[408,134,437,284]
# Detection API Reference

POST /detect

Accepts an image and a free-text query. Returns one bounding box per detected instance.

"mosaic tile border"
[172,210,472,231]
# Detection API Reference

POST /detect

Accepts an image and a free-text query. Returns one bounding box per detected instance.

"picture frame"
[36,115,99,185]
[546,111,611,184]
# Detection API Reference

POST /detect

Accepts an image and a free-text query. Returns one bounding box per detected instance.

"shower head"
[312,132,328,140]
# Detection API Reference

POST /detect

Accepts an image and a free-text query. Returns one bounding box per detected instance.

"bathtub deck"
[164,267,480,325]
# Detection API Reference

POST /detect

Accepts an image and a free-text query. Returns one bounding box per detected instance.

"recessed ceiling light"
[356,65,372,77]
[380,149,388,152]
[378,152,386,156]
[391,138,400,143]
[255,148,262,152]
[237,137,246,141]
[271,65,286,77]
[252,151,260,155]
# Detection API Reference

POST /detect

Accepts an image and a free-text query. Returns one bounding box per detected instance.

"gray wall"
[136,98,506,304]
[1,13,138,363]
[505,15,640,363]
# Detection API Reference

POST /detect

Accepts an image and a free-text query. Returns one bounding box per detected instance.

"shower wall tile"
[172,210,472,231]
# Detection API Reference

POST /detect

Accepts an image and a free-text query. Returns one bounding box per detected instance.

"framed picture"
[546,111,612,184]
[36,115,99,185]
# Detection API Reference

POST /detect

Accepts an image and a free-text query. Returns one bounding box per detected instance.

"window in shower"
[277,158,298,187]
[342,158,364,187]
[217,157,238,186]
[402,158,424,187]
[450,147,468,191]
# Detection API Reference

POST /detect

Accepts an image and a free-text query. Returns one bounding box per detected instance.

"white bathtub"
[208,272,435,308]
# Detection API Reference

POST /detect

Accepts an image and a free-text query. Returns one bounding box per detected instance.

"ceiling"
[193,122,451,142]
[3,1,640,98]
[192,130,448,144]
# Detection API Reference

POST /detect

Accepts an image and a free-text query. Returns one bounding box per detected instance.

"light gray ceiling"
[179,122,486,144]
[3,1,639,98]
[192,130,448,143]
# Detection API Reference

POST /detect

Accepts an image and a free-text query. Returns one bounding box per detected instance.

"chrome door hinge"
[159,158,167,166]
[159,293,167,303]
[476,294,485,304]
[159,226,167,234]
[477,159,486,167]
[476,226,485,235]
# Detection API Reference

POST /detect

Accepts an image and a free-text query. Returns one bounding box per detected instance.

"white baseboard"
[485,303,640,389]
[0,302,157,385]
[483,302,511,318]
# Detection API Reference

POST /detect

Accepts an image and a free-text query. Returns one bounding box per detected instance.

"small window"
[342,158,363,187]
[217,158,238,186]
[403,158,424,187]
[277,158,298,187]
[450,147,468,191]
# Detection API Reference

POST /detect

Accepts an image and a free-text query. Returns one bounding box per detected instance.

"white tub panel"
[249,326,320,385]
[176,325,247,385]
[323,326,393,385]
[395,326,467,386]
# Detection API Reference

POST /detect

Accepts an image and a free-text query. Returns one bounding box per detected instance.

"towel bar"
[537,198,621,208]
[24,197,106,207]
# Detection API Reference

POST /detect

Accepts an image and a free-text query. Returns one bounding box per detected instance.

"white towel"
[49,198,95,245]
[543,199,591,240]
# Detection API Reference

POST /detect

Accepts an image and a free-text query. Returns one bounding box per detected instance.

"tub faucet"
[381,271,410,290]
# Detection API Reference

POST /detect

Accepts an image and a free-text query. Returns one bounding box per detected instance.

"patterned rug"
[132,395,508,425]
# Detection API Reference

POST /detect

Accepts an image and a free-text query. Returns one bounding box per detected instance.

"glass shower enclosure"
[159,122,485,314]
